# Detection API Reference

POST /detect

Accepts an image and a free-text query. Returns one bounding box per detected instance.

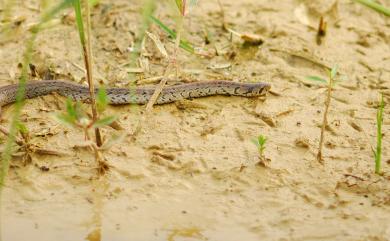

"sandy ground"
[0,0,390,240]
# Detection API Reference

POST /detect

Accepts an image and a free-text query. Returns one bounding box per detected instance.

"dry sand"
[0,0,389,240]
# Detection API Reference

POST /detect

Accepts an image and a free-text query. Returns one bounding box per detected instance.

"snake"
[0,80,270,108]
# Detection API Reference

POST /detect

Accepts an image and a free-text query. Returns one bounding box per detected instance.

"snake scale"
[0,80,270,107]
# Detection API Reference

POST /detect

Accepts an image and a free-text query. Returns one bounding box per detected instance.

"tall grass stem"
[375,93,384,174]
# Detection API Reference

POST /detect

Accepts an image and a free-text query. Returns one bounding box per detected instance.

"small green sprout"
[306,65,339,86]
[16,121,29,136]
[55,92,116,141]
[374,93,384,174]
[306,65,340,163]
[252,135,267,157]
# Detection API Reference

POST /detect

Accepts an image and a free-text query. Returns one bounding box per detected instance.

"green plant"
[354,0,390,16]
[373,93,384,174]
[0,0,73,187]
[55,88,118,175]
[144,1,197,110]
[306,65,339,163]
[252,135,267,157]
[55,90,116,141]
[73,0,102,146]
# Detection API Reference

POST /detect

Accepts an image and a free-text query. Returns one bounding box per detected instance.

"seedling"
[373,93,384,174]
[55,89,117,173]
[55,89,116,142]
[306,65,340,163]
[252,135,267,158]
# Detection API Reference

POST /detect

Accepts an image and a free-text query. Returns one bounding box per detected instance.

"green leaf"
[73,0,86,45]
[251,138,260,148]
[92,116,117,128]
[55,113,76,127]
[258,135,267,146]
[306,76,327,84]
[330,65,338,79]
[17,121,29,135]
[149,15,195,53]
[96,88,108,113]
[354,0,390,16]
[65,98,77,121]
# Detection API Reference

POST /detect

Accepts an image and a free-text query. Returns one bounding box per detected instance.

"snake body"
[0,80,270,107]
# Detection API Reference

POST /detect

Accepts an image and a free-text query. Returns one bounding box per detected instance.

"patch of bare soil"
[0,0,389,240]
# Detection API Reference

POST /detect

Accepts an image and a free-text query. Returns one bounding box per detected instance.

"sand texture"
[0,0,389,240]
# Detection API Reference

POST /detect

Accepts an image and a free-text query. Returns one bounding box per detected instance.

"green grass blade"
[330,65,338,79]
[0,0,72,187]
[354,0,390,16]
[251,138,260,148]
[65,98,77,119]
[92,116,117,128]
[16,121,29,135]
[375,93,384,174]
[73,0,86,45]
[149,15,194,53]
[96,88,108,113]
[55,113,77,127]
[306,76,327,84]
[175,0,185,15]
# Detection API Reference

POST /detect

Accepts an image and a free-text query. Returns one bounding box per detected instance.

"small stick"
[317,72,334,163]
[145,63,173,111]
[316,16,327,45]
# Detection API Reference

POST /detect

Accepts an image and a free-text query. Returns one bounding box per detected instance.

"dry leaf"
[208,62,231,70]
[227,28,264,45]
[145,31,169,59]
[126,67,144,73]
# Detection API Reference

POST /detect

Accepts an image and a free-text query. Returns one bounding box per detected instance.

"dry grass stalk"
[83,0,102,147]
[316,75,333,163]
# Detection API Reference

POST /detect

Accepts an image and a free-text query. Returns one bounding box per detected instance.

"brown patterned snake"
[0,80,270,107]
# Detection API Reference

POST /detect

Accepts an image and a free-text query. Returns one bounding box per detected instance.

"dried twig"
[317,71,335,163]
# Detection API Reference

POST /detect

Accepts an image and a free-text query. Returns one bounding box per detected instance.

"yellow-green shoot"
[55,89,116,141]
[306,65,339,163]
[252,135,267,157]
[374,93,384,174]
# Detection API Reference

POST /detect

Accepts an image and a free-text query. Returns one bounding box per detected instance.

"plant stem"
[317,73,333,163]
[75,0,102,146]
[375,93,384,174]
[86,0,102,147]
